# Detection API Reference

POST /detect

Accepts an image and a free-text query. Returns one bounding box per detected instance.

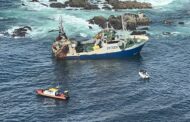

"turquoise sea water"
[0,0,190,121]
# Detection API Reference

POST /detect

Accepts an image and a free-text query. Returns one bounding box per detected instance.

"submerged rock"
[178,22,184,25]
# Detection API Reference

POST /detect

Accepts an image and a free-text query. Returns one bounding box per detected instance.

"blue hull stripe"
[65,44,145,60]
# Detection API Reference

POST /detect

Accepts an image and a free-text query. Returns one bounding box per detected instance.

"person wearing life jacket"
[95,32,102,40]
[94,32,103,50]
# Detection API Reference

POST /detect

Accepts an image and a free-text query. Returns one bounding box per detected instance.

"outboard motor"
[64,90,69,99]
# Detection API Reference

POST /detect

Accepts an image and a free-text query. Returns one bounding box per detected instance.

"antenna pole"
[121,15,125,31]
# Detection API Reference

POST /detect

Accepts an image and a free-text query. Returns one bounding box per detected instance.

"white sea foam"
[29,26,50,38]
[0,33,4,37]
[5,13,100,39]
[27,13,100,39]
[80,33,88,37]
[7,26,20,35]
[171,31,180,35]
[7,26,32,38]
[119,0,174,7]
[21,0,69,10]
[5,14,97,39]
[52,14,101,36]
[21,0,51,11]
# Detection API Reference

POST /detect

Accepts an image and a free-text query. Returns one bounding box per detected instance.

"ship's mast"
[121,15,125,31]
[59,16,64,35]
[106,21,109,29]
[121,14,128,46]
[58,16,68,39]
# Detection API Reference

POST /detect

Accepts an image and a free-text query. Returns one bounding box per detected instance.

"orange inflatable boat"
[36,88,69,100]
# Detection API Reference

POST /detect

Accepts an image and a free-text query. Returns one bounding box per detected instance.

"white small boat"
[139,70,150,79]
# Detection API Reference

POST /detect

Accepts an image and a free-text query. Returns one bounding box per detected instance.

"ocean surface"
[0,0,190,121]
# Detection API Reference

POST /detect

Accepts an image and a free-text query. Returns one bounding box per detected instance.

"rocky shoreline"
[106,0,152,9]
[88,13,151,30]
[33,0,152,10]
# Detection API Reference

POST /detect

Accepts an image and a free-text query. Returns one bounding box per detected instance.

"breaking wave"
[0,33,5,37]
[14,0,190,40]
[136,0,174,6]
[120,0,190,8]
[20,0,174,8]
[5,13,100,39]
[0,17,4,20]
[114,0,173,7]
[51,14,101,37]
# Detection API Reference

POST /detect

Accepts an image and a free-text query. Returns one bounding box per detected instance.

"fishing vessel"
[36,87,69,100]
[52,17,149,60]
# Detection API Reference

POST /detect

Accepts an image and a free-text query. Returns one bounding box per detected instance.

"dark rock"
[21,2,26,6]
[131,31,146,35]
[48,29,58,33]
[88,13,150,30]
[102,5,112,10]
[12,26,32,37]
[49,0,152,10]
[65,0,99,9]
[106,0,115,4]
[108,15,122,29]
[31,0,39,2]
[50,2,66,8]
[106,0,152,9]
[66,0,88,7]
[49,0,57,2]
[23,26,32,31]
[178,22,184,25]
[88,16,107,28]
[84,4,99,10]
[88,26,93,29]
[40,3,48,7]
